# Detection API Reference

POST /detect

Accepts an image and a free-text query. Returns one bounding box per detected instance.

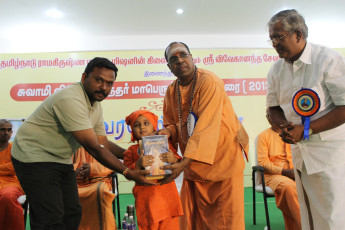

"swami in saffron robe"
[73,147,116,230]
[257,128,301,230]
[0,143,25,230]
[163,68,249,230]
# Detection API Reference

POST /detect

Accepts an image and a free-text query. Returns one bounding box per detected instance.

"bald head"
[164,41,191,62]
[0,119,13,143]
[266,108,281,133]
[0,119,11,126]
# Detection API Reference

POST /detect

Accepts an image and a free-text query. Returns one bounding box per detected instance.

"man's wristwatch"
[308,128,313,136]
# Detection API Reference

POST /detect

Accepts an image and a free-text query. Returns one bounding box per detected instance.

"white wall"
[1,31,344,54]
[0,34,272,54]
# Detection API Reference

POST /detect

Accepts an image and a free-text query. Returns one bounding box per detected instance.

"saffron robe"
[257,128,301,230]
[124,144,183,229]
[163,68,249,230]
[73,148,116,230]
[0,143,25,230]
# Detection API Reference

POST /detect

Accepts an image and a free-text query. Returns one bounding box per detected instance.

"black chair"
[252,165,275,230]
[111,172,121,229]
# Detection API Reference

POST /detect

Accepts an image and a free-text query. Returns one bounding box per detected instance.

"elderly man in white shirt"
[266,9,345,230]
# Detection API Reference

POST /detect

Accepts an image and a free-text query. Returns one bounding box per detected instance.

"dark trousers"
[12,157,82,230]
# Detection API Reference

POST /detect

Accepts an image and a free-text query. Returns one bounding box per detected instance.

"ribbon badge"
[187,112,198,137]
[292,88,320,140]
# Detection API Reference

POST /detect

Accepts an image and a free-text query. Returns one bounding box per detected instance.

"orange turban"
[125,110,158,142]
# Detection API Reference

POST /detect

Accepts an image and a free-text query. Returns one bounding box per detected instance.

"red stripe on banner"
[10,78,267,101]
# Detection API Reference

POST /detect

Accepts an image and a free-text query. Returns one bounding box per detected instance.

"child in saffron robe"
[124,110,183,230]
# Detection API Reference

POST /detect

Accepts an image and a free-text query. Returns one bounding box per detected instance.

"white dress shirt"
[266,42,345,174]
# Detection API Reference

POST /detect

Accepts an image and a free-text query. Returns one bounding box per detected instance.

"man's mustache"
[95,91,106,96]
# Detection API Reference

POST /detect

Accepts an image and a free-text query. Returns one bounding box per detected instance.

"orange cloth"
[180,174,244,230]
[163,68,248,181]
[125,110,158,142]
[0,143,25,230]
[163,68,248,229]
[124,144,183,229]
[0,143,23,190]
[139,216,180,230]
[257,128,301,230]
[73,148,116,230]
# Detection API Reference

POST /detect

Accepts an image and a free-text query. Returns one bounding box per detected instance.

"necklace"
[177,66,197,147]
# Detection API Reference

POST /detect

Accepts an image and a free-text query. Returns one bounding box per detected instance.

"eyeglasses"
[267,33,290,45]
[168,52,190,65]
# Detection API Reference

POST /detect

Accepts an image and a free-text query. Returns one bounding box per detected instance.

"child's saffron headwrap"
[125,110,158,142]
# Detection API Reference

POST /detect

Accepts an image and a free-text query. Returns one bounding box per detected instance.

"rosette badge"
[292,88,320,140]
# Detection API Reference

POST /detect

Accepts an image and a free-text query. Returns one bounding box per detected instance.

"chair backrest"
[111,172,121,229]
[253,135,275,195]
[254,137,262,187]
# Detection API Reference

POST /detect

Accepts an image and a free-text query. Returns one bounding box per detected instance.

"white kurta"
[266,42,345,174]
[266,42,345,230]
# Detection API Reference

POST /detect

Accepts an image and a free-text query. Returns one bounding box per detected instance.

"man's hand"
[159,157,190,185]
[282,169,295,180]
[160,150,178,164]
[81,163,91,178]
[76,163,91,178]
[125,169,157,186]
[76,163,91,183]
[280,123,304,144]
[76,168,83,178]
[154,128,172,139]
[135,147,154,169]
[136,155,154,169]
[280,121,294,131]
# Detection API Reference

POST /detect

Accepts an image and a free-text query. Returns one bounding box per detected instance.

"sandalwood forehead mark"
[167,45,189,60]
